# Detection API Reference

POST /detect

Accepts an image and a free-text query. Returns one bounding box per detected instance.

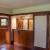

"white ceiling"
[0,0,50,8]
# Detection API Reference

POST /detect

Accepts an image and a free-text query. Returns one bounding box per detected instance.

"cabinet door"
[0,30,5,44]
[0,30,10,44]
[5,30,10,44]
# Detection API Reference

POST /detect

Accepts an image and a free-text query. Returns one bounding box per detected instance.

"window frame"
[0,17,9,28]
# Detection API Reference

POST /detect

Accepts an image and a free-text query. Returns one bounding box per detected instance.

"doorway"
[11,14,34,49]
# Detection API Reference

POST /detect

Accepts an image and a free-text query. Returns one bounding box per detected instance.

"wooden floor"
[0,44,46,50]
[0,44,32,50]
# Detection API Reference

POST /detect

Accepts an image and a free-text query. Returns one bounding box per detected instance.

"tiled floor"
[0,44,32,50]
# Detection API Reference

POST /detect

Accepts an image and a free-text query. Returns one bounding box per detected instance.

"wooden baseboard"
[14,42,32,48]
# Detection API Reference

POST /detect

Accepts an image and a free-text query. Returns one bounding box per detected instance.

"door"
[11,14,34,49]
[0,15,11,45]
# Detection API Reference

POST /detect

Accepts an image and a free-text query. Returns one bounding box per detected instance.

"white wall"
[34,15,47,48]
[11,16,16,29]
[0,8,12,14]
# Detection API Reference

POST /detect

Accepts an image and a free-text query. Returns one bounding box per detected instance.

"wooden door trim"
[45,15,49,50]
[47,14,50,50]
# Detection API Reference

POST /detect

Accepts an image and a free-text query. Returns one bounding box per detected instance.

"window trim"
[0,17,9,28]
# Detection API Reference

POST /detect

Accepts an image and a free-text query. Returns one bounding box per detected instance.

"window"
[0,17,9,28]
[1,19,8,26]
